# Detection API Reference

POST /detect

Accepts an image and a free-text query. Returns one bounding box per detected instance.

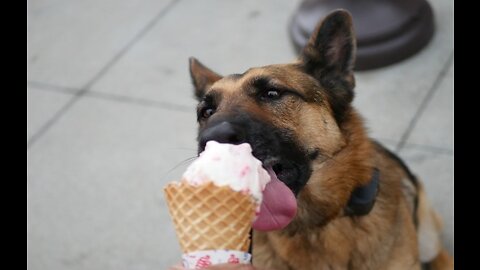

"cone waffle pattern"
[164,182,256,253]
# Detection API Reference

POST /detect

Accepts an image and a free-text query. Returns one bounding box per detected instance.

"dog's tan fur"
[189,10,452,270]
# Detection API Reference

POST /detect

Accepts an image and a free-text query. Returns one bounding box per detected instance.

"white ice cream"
[182,141,270,204]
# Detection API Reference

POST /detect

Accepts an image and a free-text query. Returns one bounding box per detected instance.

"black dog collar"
[345,168,380,216]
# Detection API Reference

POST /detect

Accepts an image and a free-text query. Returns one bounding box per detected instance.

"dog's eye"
[201,107,215,119]
[261,89,282,101]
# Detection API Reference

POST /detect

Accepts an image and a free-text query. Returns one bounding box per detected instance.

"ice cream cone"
[164,181,256,253]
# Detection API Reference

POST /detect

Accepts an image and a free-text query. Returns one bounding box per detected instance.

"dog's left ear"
[300,9,356,87]
[189,57,222,101]
[300,10,356,121]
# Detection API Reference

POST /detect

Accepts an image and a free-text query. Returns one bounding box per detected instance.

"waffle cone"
[164,181,256,253]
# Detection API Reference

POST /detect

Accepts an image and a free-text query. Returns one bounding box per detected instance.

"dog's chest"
[253,214,419,270]
[253,229,358,269]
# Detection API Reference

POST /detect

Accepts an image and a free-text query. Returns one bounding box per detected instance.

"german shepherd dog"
[188,10,453,270]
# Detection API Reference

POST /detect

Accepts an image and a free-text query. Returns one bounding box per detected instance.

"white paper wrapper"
[182,250,252,269]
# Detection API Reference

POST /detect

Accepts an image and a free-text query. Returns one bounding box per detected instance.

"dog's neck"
[330,109,379,217]
[283,109,377,234]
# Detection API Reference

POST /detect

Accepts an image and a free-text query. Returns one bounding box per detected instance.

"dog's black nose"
[199,121,245,151]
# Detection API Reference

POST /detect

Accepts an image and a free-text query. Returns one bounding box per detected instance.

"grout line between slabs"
[27,80,193,112]
[400,143,453,156]
[27,80,80,94]
[27,94,79,149]
[395,52,453,152]
[374,137,453,156]
[27,0,182,149]
[85,91,193,112]
[81,0,181,90]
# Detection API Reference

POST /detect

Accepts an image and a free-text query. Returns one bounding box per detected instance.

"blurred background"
[27,0,453,269]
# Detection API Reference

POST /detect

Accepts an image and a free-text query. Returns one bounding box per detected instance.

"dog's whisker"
[161,156,198,181]
[162,147,197,152]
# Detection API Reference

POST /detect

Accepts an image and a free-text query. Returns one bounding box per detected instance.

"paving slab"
[27,0,174,88]
[406,64,453,150]
[27,87,75,142]
[27,97,197,270]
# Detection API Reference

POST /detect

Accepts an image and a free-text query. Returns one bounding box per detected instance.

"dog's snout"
[199,121,245,151]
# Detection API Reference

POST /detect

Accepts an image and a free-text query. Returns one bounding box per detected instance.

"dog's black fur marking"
[198,111,312,195]
[372,140,420,227]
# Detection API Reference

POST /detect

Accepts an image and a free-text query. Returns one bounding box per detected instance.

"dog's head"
[189,10,373,230]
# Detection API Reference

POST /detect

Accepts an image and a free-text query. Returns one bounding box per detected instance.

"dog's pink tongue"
[252,167,297,231]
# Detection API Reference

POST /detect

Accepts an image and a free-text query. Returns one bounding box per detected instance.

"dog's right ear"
[189,57,222,100]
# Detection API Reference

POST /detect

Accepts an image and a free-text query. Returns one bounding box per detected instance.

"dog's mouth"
[271,163,302,194]
[252,157,299,232]
[256,155,308,196]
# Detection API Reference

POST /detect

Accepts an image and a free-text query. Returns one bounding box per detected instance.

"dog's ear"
[300,9,356,86]
[300,10,356,122]
[189,57,222,100]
